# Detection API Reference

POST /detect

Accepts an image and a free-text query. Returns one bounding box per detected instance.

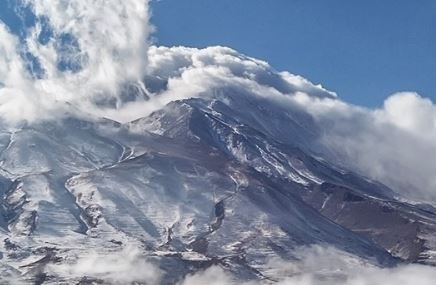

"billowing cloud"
[106,45,336,122]
[25,0,151,96]
[293,91,436,201]
[0,0,152,123]
[133,46,436,202]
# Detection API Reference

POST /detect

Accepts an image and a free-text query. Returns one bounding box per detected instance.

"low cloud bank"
[179,246,436,285]
[10,245,434,284]
[48,246,161,284]
[180,264,436,285]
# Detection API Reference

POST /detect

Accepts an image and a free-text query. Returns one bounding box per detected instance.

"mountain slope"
[0,94,435,284]
[0,46,435,284]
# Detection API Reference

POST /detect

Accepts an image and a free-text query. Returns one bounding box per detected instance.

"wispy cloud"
[48,246,161,284]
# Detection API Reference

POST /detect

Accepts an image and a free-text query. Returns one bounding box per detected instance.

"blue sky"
[1,1,434,107]
[151,0,436,107]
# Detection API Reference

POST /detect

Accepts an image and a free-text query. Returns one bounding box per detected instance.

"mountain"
[0,47,435,284]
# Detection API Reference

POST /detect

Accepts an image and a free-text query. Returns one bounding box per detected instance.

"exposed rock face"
[303,182,436,263]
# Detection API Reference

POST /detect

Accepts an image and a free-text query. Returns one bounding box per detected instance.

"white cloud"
[0,0,152,123]
[136,46,436,202]
[48,246,161,284]
[179,246,436,285]
[25,0,151,93]
[295,92,436,201]
[0,22,57,123]
[379,92,436,140]
[105,45,336,122]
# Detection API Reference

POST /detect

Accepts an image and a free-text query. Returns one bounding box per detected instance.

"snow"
[0,47,434,284]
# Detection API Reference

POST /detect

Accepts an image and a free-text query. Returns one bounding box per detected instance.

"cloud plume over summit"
[136,45,436,202]
[1,4,435,201]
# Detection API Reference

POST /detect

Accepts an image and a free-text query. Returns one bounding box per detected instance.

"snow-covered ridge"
[0,43,435,284]
[1,1,435,283]
[0,91,435,283]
